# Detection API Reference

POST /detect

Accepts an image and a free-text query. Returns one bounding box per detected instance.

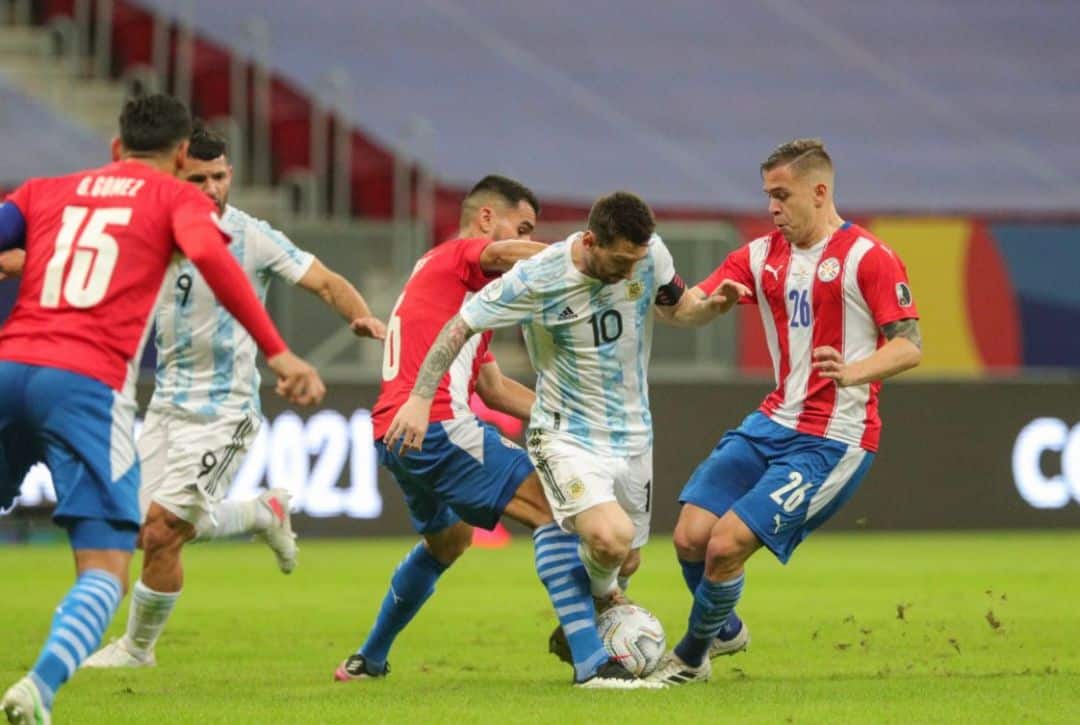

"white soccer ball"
[596,603,666,677]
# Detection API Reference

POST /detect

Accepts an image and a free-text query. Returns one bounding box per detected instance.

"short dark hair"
[760,138,833,176]
[188,120,227,161]
[118,93,193,154]
[587,191,655,247]
[464,174,540,217]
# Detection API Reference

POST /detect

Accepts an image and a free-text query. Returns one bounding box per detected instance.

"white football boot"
[574,660,666,690]
[83,638,156,669]
[647,652,711,686]
[709,621,751,658]
[2,677,51,725]
[257,488,297,574]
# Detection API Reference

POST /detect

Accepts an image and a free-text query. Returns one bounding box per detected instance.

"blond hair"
[760,138,833,177]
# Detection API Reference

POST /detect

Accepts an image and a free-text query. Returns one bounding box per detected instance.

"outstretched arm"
[296,258,386,339]
[812,318,922,387]
[384,313,479,453]
[655,280,753,327]
[478,240,547,274]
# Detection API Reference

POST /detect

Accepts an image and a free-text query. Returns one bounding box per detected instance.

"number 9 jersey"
[0,160,229,398]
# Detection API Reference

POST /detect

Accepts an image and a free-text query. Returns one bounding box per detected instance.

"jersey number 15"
[40,206,132,309]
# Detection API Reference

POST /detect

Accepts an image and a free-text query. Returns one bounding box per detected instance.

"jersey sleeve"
[0,201,27,251]
[459,263,538,331]
[457,237,496,291]
[857,244,919,327]
[697,244,757,304]
[171,184,231,250]
[252,220,315,285]
[649,234,685,306]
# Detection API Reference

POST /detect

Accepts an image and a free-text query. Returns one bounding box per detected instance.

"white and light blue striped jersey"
[459,233,677,457]
[151,204,314,418]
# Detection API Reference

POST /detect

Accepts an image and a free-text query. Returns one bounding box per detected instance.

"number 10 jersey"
[460,234,678,458]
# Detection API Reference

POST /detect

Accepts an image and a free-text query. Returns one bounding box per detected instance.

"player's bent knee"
[672,524,708,561]
[584,527,632,566]
[424,525,473,565]
[705,532,749,572]
[140,518,189,555]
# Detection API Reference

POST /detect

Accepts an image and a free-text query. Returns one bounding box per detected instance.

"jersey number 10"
[40,206,132,309]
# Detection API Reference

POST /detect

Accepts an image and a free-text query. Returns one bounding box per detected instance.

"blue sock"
[674,573,745,667]
[678,558,704,593]
[533,523,609,682]
[30,570,123,709]
[678,559,743,641]
[359,542,448,671]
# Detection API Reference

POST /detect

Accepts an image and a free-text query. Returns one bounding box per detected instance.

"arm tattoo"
[882,318,922,349]
[413,313,477,399]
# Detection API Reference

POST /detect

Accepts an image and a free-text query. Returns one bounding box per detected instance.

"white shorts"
[526,430,653,548]
[138,407,261,525]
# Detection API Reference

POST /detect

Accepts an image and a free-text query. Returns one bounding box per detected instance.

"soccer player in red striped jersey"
[649,138,923,685]
[0,94,323,723]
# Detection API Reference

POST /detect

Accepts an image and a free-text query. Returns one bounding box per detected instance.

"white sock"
[578,542,621,599]
[123,580,181,656]
[193,498,271,541]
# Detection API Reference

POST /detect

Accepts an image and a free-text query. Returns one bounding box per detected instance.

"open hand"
[350,316,387,340]
[706,279,752,314]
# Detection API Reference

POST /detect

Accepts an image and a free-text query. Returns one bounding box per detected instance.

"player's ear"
[110,136,123,161]
[477,206,494,234]
[813,181,828,207]
[172,140,191,174]
[581,230,596,249]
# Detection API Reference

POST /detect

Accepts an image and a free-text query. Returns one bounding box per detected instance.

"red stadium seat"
[190,37,231,119]
[111,1,154,72]
[268,78,311,178]
[349,131,393,218]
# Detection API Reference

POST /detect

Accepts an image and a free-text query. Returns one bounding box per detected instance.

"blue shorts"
[0,362,140,549]
[376,417,534,534]
[679,412,874,563]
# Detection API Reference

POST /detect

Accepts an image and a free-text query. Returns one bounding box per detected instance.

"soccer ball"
[596,604,666,677]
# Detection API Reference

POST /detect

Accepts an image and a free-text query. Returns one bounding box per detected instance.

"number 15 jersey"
[0,160,231,397]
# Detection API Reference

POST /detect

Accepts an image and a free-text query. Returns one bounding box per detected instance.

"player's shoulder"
[512,236,571,285]
[842,223,904,265]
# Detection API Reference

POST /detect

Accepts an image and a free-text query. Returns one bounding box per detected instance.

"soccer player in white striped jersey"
[85,123,385,669]
[385,191,749,611]
[648,139,923,686]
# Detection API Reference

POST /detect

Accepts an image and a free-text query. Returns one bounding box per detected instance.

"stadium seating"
[127,0,1078,213]
[0,76,106,182]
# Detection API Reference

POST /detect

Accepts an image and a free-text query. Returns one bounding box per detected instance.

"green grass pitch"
[3,531,1078,723]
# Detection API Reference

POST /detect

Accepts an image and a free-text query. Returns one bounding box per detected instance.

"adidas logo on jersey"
[558,305,576,321]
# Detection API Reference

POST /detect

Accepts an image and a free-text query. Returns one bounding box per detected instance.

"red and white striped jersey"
[699,222,918,452]
[371,237,497,439]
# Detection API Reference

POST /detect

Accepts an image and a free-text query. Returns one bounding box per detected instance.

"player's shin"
[673,573,745,667]
[29,569,123,708]
[678,558,705,593]
[122,580,181,657]
[532,523,609,681]
[358,542,448,671]
[577,542,621,599]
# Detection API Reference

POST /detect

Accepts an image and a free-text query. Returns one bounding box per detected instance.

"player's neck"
[456,225,488,240]
[790,211,844,250]
[116,153,174,175]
